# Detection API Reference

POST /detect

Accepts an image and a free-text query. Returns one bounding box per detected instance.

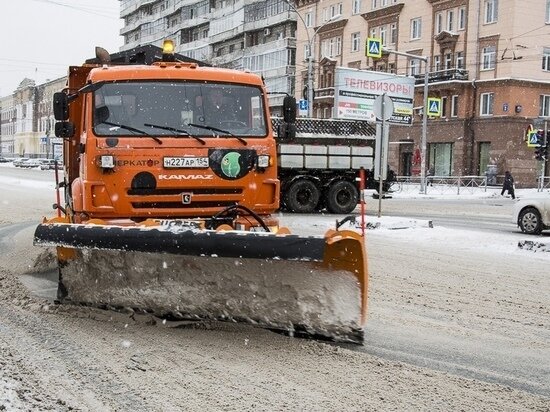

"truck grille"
[128,188,242,195]
[127,187,243,209]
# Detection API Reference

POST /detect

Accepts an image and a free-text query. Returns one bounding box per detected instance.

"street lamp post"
[382,48,430,194]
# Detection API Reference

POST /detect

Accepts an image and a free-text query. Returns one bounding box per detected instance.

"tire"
[285,179,320,213]
[325,180,359,214]
[518,207,543,235]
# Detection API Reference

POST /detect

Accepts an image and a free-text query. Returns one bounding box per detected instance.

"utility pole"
[285,0,338,118]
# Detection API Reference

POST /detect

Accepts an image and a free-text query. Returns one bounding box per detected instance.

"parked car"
[13,157,30,167]
[39,159,58,170]
[513,192,550,235]
[21,158,42,168]
[0,156,10,163]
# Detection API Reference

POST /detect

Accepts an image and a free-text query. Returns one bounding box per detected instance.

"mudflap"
[34,223,368,344]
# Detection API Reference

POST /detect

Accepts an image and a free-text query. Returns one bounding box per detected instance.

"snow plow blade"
[34,223,368,344]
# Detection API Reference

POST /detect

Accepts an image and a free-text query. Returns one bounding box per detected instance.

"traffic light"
[534,145,543,160]
[535,144,548,161]
[534,131,549,161]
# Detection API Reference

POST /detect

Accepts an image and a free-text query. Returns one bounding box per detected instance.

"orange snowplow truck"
[33,41,368,344]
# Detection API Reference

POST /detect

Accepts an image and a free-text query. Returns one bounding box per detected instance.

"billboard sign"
[333,67,415,125]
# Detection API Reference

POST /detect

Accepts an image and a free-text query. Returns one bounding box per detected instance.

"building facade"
[0,77,65,158]
[294,0,550,186]
[119,0,298,114]
[2,0,549,186]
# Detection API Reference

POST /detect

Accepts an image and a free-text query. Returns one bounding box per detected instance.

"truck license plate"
[164,157,209,168]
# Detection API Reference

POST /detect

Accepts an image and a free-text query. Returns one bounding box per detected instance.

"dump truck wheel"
[285,179,320,213]
[326,180,358,214]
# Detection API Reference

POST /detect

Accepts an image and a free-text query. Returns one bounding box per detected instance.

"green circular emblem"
[221,152,241,178]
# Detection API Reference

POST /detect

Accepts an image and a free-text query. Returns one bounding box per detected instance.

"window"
[371,0,376,10]
[305,12,313,27]
[478,142,491,175]
[380,25,387,45]
[441,96,448,118]
[351,32,361,52]
[547,0,550,23]
[540,95,550,117]
[480,93,494,116]
[411,18,422,40]
[330,3,343,18]
[370,27,376,38]
[352,0,361,15]
[484,0,498,24]
[390,23,397,44]
[409,59,420,76]
[322,36,342,57]
[456,51,464,69]
[429,143,454,176]
[447,10,454,31]
[482,46,496,70]
[458,7,466,30]
[435,12,443,34]
[543,48,550,71]
[444,52,452,69]
[434,55,441,71]
[304,44,311,61]
[451,95,459,117]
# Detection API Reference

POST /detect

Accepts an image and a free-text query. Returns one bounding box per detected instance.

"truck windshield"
[92,81,268,138]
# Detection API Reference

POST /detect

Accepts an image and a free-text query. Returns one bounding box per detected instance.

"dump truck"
[273,117,395,214]
[33,42,368,343]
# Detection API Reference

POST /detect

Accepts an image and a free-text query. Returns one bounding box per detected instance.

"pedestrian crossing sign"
[527,130,541,147]
[366,38,382,58]
[427,98,442,117]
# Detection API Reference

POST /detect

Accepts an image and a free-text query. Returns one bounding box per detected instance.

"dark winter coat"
[503,172,514,189]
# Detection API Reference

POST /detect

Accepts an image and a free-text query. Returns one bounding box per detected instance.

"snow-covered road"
[1,165,549,410]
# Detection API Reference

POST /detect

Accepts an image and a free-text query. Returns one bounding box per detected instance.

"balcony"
[314,87,335,101]
[414,68,469,84]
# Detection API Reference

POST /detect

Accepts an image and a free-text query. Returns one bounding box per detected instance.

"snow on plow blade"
[34,223,368,343]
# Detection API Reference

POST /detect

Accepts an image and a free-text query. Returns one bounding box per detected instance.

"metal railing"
[537,176,550,191]
[393,175,489,195]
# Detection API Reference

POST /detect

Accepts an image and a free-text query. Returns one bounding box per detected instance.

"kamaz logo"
[158,174,214,180]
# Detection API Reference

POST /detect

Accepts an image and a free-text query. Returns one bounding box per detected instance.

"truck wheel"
[518,207,543,235]
[325,180,358,214]
[285,179,320,213]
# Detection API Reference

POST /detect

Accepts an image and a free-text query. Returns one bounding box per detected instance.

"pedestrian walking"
[501,171,515,199]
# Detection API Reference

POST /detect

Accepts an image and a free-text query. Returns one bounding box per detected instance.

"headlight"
[257,155,270,168]
[99,155,115,168]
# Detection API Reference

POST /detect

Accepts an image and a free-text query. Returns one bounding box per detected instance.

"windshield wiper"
[144,123,205,145]
[99,121,162,144]
[187,123,247,146]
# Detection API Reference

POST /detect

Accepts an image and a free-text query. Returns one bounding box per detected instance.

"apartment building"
[119,0,298,114]
[294,0,550,185]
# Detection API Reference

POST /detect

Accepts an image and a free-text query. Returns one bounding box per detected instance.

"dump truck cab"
[55,52,279,229]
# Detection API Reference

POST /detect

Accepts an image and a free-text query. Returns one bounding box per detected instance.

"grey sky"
[0,0,122,95]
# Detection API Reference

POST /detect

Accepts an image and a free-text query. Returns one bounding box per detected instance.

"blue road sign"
[299,99,308,111]
[427,98,441,117]
[527,130,541,147]
[366,38,382,58]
